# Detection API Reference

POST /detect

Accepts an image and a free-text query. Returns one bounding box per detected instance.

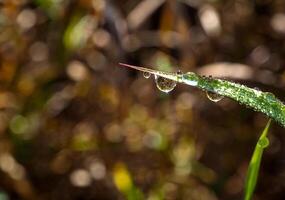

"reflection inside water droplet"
[258,137,269,148]
[155,75,177,93]
[206,91,224,102]
[143,72,151,79]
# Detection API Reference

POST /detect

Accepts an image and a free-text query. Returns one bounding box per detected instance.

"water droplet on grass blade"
[258,137,269,148]
[176,70,183,82]
[206,91,224,102]
[143,72,151,79]
[264,92,276,102]
[176,70,183,76]
[182,72,198,86]
[155,75,177,93]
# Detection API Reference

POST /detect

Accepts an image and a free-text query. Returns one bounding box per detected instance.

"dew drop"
[265,92,276,102]
[176,70,183,76]
[182,72,198,86]
[143,72,151,79]
[155,75,177,93]
[258,137,269,148]
[206,91,224,102]
[176,70,183,81]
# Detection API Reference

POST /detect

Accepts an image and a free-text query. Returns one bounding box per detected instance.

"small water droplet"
[176,70,183,81]
[206,91,224,102]
[258,137,269,148]
[143,72,151,79]
[176,70,183,75]
[155,75,177,93]
[265,92,276,101]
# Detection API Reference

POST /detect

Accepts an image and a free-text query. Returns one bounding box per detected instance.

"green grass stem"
[244,119,271,200]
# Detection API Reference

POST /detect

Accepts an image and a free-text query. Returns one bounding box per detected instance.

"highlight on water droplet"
[258,137,269,148]
[143,72,151,79]
[155,75,177,93]
[206,91,224,102]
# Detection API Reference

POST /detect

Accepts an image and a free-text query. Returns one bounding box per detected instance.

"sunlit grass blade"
[244,119,271,200]
[119,63,285,127]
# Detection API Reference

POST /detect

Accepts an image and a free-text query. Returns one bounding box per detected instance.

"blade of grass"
[244,119,271,200]
[119,63,285,127]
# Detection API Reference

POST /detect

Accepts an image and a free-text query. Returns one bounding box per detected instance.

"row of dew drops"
[143,71,272,148]
[142,71,224,102]
[142,69,285,127]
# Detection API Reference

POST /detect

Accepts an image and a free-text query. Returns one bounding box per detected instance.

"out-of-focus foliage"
[0,0,284,199]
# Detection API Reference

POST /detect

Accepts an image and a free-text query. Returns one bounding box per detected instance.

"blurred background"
[0,0,285,199]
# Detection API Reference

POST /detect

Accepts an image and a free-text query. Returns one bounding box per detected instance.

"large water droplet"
[206,91,224,102]
[258,137,269,148]
[155,75,177,93]
[143,72,151,79]
[182,72,198,86]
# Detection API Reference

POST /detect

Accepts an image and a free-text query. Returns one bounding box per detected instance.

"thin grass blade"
[244,119,271,200]
[119,63,285,127]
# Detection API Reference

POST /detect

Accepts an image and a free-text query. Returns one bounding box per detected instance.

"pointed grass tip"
[118,62,181,82]
[118,63,154,73]
[118,63,143,71]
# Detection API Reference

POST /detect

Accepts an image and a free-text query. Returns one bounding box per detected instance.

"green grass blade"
[244,119,271,200]
[119,63,285,127]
